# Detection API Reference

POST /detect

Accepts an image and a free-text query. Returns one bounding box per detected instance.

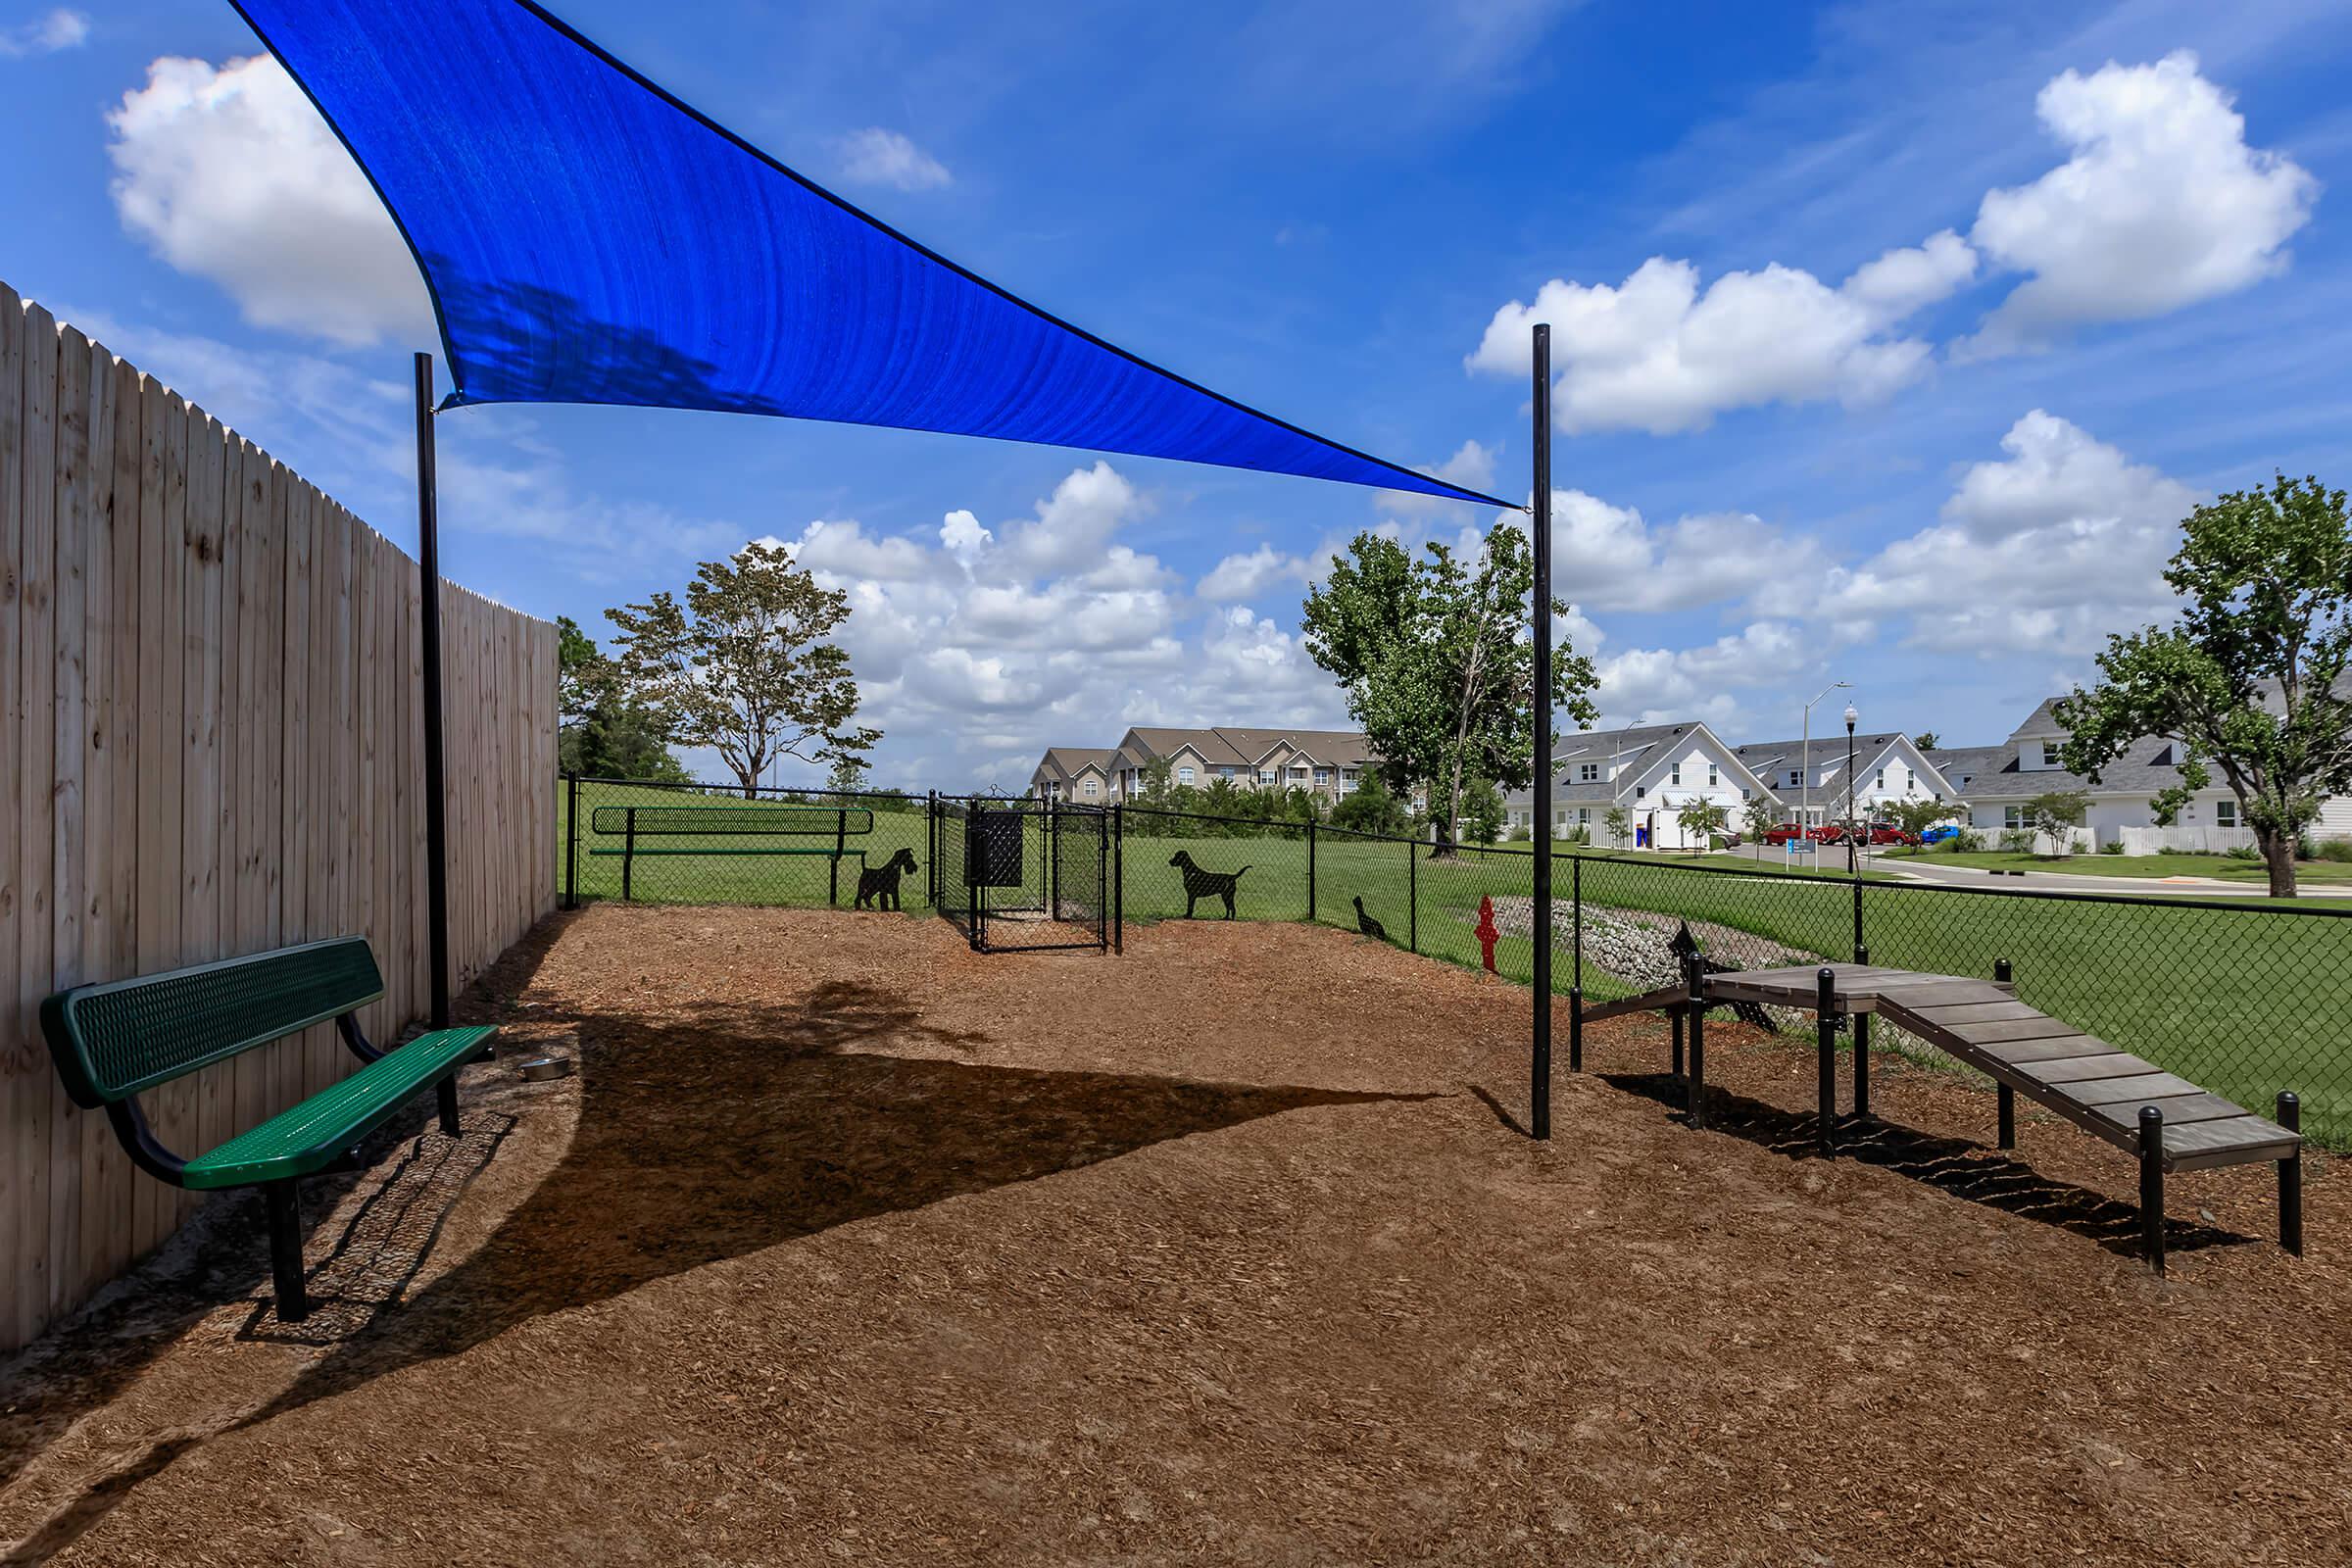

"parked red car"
[1762,822,1840,846]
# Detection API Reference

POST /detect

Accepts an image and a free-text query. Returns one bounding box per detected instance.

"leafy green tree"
[1303,520,1598,856]
[607,542,879,798]
[1887,795,1959,849]
[556,614,689,782]
[2026,789,2090,857]
[1330,770,1411,837]
[2059,474,2352,895]
[825,756,871,795]
[1675,798,1729,854]
[1139,756,1175,801]
[1602,804,1631,850]
[1740,795,1778,860]
[1457,775,1506,845]
[1913,731,1940,751]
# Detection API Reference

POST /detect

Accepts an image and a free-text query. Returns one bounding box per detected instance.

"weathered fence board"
[0,284,557,1352]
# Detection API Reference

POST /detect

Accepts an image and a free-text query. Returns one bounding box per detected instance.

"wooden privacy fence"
[1,283,558,1354]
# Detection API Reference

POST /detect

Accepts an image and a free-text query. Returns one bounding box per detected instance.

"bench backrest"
[588,805,873,837]
[41,937,385,1109]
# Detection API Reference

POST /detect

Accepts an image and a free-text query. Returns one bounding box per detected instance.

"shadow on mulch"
[1600,1069,2254,1260]
[0,914,568,1499]
[237,976,1419,1432]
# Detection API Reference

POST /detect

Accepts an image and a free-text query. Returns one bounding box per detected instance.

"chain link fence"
[560,775,2350,1146]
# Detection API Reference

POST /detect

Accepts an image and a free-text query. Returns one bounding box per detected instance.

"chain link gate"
[930,796,1108,954]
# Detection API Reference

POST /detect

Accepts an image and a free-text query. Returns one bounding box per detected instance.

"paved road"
[1856,851,2352,900]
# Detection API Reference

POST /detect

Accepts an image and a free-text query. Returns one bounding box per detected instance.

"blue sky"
[6,0,2350,788]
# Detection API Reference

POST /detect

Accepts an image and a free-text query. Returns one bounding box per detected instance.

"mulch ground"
[3,906,2348,1566]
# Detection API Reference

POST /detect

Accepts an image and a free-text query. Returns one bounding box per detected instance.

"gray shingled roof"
[1924,736,2184,800]
[1730,733,1911,797]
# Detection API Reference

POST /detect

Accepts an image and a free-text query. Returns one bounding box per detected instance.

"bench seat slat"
[180,1026,495,1190]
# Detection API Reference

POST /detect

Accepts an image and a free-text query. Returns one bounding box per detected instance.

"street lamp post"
[1844,704,1859,875]
[1799,680,1851,870]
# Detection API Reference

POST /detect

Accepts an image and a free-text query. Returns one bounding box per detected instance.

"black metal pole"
[1568,855,1582,1072]
[2139,1104,2167,1275]
[1816,966,1838,1156]
[416,353,452,1030]
[564,773,579,910]
[1307,819,1316,923]
[1845,718,1856,876]
[1531,321,1552,1142]
[926,790,937,906]
[1112,804,1123,955]
[1684,950,1706,1127]
[1851,942,1870,1119]
[1407,837,1417,953]
[2278,1091,2302,1256]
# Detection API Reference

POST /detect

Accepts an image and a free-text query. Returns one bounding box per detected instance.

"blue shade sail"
[228,0,1511,508]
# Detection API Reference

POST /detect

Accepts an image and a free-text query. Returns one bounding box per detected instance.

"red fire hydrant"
[1475,894,1499,973]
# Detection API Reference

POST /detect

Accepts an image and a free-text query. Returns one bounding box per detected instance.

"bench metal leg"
[1816,967,1838,1157]
[2139,1105,2166,1276]
[2278,1091,2303,1257]
[436,1078,461,1138]
[1669,1004,1684,1077]
[1997,1084,2016,1150]
[1568,988,1583,1073]
[265,1180,310,1322]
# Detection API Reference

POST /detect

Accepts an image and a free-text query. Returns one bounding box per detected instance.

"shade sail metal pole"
[416,352,452,1030]
[1531,322,1552,1142]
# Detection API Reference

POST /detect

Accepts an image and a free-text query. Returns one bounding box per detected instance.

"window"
[1578,762,1599,782]
[1258,768,1275,785]
[1636,785,1647,800]
[2216,799,2238,827]
[1669,763,1683,786]
[1707,763,1720,787]
[1578,808,1592,825]
[2003,806,2024,829]
[1314,767,1332,786]
[1741,788,1752,801]
[1083,779,1101,799]
[1178,766,1196,785]
[1875,770,1886,791]
[1787,769,1802,788]
[1219,765,1237,779]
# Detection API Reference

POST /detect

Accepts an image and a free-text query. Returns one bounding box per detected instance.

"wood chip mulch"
[4,905,2347,1567]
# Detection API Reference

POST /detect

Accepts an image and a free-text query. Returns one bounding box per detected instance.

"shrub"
[1566,825,1590,846]
[1949,827,1984,853]
[1997,829,2035,855]
[2099,840,2125,855]
[2226,843,2261,860]
[2315,837,2352,863]
[1507,822,1532,842]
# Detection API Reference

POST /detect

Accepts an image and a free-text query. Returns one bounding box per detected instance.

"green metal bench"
[40,936,496,1322]
[589,803,874,904]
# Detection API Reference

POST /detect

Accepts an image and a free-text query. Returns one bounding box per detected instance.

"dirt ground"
[3,906,2347,1566]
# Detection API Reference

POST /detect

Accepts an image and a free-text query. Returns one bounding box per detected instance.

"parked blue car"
[1921,824,1963,844]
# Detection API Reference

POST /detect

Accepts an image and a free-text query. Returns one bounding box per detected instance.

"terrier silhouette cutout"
[855,848,919,910]
[1168,850,1250,919]
[1354,896,1388,943]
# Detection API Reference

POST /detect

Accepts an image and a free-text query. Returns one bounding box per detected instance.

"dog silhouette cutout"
[1168,850,1250,919]
[1353,895,1388,943]
[856,848,919,910]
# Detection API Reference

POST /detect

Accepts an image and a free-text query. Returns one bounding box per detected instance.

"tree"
[1330,771,1411,837]
[1303,521,1597,857]
[607,542,879,798]
[1887,795,1958,848]
[1602,805,1631,850]
[1741,795,1778,860]
[2059,473,2352,895]
[1139,756,1175,802]
[556,614,689,782]
[1913,731,1940,751]
[1675,798,1728,854]
[1457,775,1506,845]
[2026,789,2089,857]
[825,756,870,795]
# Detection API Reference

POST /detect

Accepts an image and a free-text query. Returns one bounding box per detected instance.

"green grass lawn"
[1875,845,2352,886]
[555,781,2352,1148]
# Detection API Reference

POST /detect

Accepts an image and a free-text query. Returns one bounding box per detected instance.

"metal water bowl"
[517,1054,574,1083]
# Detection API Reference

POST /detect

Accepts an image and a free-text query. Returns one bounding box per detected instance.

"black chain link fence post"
[563,772,579,910]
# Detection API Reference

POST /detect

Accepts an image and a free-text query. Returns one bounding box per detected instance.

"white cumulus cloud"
[1962,52,2318,357]
[1468,233,1976,434]
[106,54,430,346]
